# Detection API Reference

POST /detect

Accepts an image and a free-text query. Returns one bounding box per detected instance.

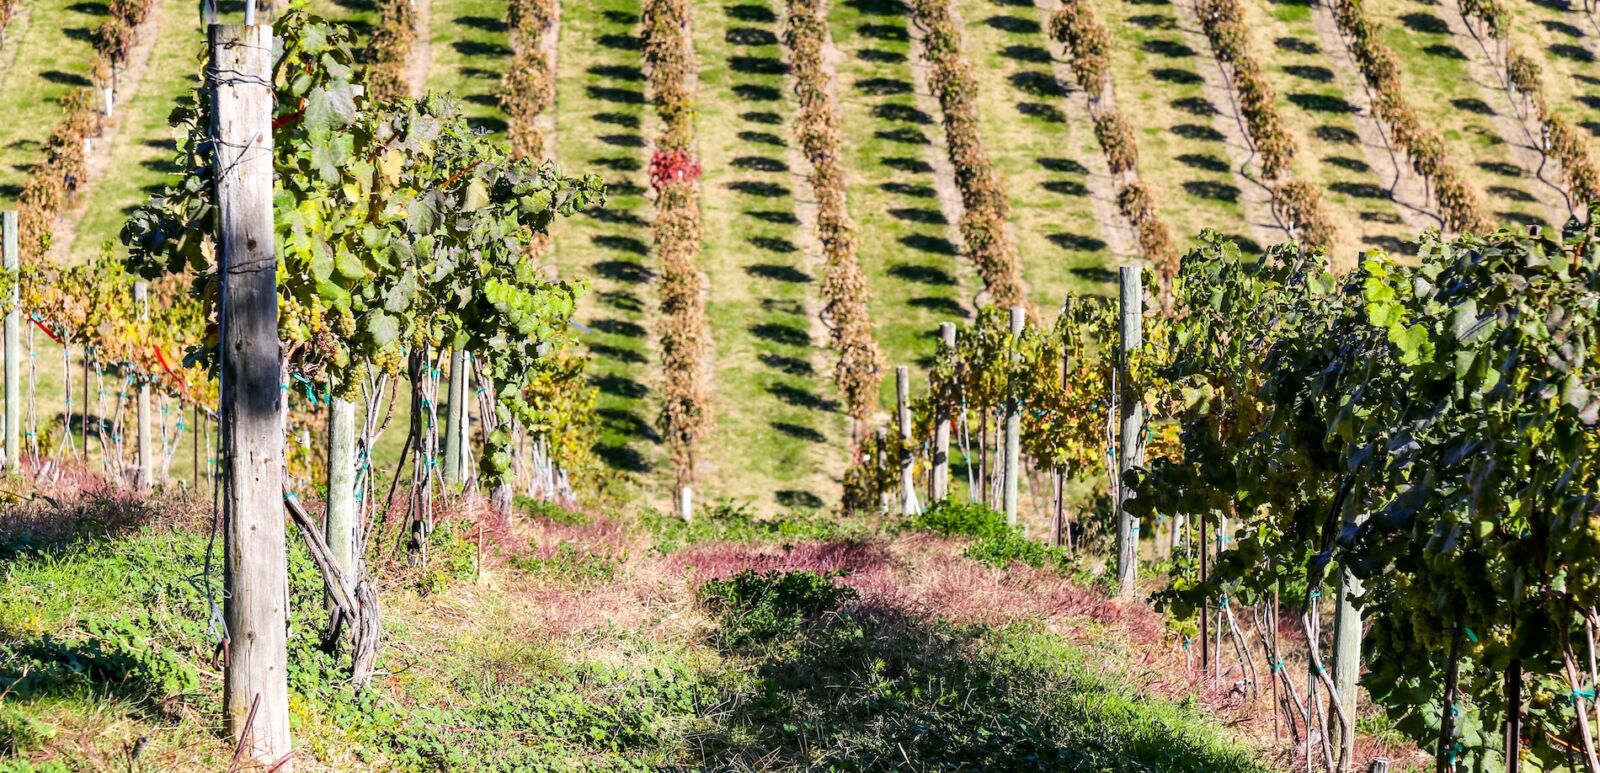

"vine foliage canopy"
[121,7,606,484]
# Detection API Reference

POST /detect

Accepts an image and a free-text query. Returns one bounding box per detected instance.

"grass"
[829,0,971,403]
[1370,0,1550,230]
[1088,0,1254,251]
[66,0,203,263]
[423,0,511,137]
[1235,0,1416,259]
[550,0,660,486]
[0,492,1273,771]
[956,0,1117,302]
[0,0,108,200]
[692,0,847,509]
[305,0,381,38]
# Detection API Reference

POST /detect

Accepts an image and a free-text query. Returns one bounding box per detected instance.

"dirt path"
[1307,2,1440,234]
[1171,0,1288,248]
[1441,7,1576,225]
[407,0,432,98]
[1031,0,1135,261]
[905,17,980,312]
[46,0,165,264]
[538,0,560,161]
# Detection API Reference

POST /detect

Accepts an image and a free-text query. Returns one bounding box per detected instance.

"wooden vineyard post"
[192,402,201,490]
[932,322,954,502]
[210,23,292,768]
[136,281,153,489]
[1332,517,1367,765]
[1003,306,1023,526]
[1054,316,1069,549]
[325,393,357,607]
[896,365,917,515]
[3,210,17,473]
[442,348,467,487]
[1116,265,1144,597]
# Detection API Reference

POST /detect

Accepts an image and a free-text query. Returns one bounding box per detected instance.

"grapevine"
[785,0,886,450]
[1129,220,1600,770]
[908,0,1027,310]
[643,0,711,488]
[1330,0,1490,232]
[1050,0,1181,286]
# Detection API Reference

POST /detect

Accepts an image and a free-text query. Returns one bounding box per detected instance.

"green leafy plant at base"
[700,569,858,646]
[908,499,1075,571]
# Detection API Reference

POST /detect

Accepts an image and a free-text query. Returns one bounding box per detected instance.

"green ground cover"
[0,496,1273,771]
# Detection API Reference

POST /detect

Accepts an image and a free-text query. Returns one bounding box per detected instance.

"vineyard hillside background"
[1,0,1595,511]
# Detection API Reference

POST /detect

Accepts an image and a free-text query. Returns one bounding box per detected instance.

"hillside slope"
[1,0,1597,511]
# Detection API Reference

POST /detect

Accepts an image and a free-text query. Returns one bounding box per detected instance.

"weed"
[907,500,1075,571]
[510,543,620,583]
[643,499,840,552]
[0,705,55,757]
[514,496,591,527]
[413,519,479,594]
[700,569,857,646]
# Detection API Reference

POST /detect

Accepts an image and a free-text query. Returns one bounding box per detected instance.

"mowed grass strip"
[1237,0,1413,256]
[0,0,108,200]
[424,0,511,137]
[1368,0,1547,229]
[552,0,659,480]
[1087,0,1253,251]
[830,0,968,407]
[956,0,1114,301]
[67,0,202,263]
[692,0,844,510]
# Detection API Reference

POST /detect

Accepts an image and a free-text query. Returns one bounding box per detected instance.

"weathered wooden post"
[192,402,201,490]
[896,365,916,515]
[3,210,17,473]
[1116,265,1144,597]
[931,322,954,502]
[875,426,890,513]
[211,23,292,768]
[1053,317,1069,548]
[325,392,356,606]
[1003,306,1022,526]
[442,348,467,486]
[1332,515,1367,765]
[136,281,153,489]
